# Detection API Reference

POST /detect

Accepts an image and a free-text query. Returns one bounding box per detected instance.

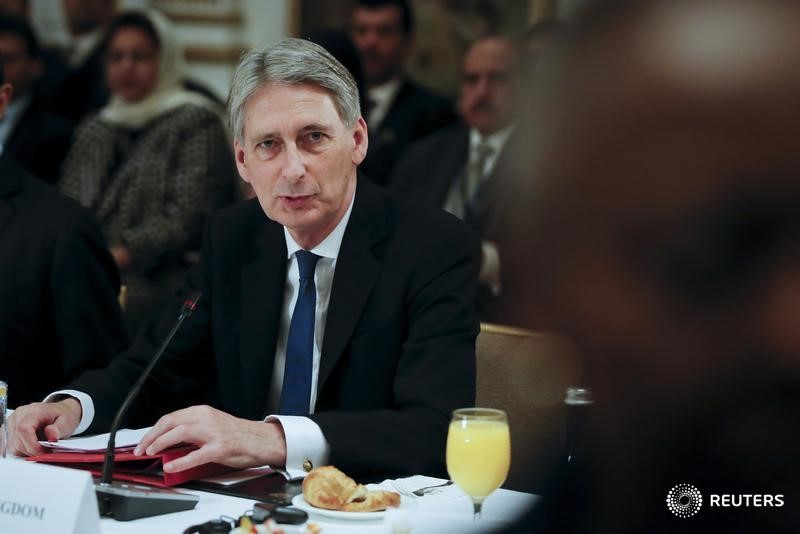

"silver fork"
[411,480,454,496]
[390,481,419,499]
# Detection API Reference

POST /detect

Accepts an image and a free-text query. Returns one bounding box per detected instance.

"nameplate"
[0,458,100,533]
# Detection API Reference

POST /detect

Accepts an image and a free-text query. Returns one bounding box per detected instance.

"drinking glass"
[446,407,510,519]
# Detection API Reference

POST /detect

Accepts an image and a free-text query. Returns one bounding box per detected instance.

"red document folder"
[26,445,231,488]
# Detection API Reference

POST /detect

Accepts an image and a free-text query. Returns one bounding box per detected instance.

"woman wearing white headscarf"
[59,8,237,333]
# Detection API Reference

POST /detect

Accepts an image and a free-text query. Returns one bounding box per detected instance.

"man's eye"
[307,132,324,142]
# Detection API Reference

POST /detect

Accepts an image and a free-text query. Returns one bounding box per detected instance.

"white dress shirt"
[67,29,104,68]
[366,77,402,129]
[0,93,31,145]
[264,192,354,477]
[48,187,357,479]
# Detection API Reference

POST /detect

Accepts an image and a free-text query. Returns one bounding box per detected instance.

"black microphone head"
[181,290,202,316]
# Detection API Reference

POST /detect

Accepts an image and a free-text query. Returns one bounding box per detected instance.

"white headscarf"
[99,8,216,129]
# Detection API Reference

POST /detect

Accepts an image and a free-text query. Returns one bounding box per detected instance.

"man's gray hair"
[227,37,361,144]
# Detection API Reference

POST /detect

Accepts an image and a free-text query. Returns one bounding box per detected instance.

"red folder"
[26,445,231,488]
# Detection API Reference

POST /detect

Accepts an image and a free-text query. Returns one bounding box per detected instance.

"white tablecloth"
[99,476,539,534]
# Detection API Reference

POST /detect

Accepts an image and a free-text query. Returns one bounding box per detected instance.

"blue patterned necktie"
[278,250,321,415]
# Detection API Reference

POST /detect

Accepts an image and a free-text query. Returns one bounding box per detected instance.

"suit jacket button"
[303,459,313,472]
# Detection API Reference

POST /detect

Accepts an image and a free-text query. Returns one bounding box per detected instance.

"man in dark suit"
[0,15,74,184]
[10,38,478,479]
[350,0,456,186]
[45,0,115,123]
[0,62,127,408]
[391,34,528,325]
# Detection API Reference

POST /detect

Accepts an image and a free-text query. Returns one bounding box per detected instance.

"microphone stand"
[95,291,202,521]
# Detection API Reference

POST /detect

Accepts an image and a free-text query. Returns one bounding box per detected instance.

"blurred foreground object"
[506,0,800,531]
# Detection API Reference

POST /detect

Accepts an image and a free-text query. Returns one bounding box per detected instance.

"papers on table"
[38,427,152,452]
[34,427,279,486]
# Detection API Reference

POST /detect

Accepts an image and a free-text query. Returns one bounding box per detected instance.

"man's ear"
[351,116,368,166]
[0,83,13,118]
[233,139,251,184]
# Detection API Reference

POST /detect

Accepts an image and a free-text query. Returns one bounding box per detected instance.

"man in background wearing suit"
[10,38,479,479]
[0,57,127,407]
[391,34,527,325]
[351,0,456,186]
[0,15,73,184]
[46,0,115,122]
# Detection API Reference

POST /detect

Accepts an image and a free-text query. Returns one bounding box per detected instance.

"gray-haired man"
[10,38,478,478]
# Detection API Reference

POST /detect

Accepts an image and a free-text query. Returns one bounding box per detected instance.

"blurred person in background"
[506,0,800,531]
[350,0,456,186]
[392,34,536,325]
[47,0,116,122]
[304,28,366,120]
[0,15,73,184]
[59,9,236,334]
[0,54,127,408]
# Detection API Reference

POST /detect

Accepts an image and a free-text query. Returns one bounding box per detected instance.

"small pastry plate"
[290,494,410,521]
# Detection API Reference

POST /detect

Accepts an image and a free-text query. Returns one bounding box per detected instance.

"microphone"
[95,291,202,521]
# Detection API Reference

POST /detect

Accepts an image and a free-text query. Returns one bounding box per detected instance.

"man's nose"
[360,29,380,49]
[280,144,306,181]
[473,77,492,99]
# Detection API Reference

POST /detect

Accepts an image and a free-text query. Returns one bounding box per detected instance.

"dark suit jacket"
[46,44,108,123]
[361,79,456,186]
[71,177,480,477]
[0,155,127,407]
[390,124,531,326]
[5,95,74,185]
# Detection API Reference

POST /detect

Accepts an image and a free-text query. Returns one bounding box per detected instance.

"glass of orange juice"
[446,407,510,519]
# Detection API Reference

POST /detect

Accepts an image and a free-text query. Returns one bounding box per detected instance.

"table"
[100,476,539,534]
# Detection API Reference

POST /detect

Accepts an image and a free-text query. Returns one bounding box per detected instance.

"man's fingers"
[135,406,213,455]
[163,447,214,473]
[43,424,61,442]
[9,401,80,457]
[143,423,194,457]
[15,420,45,456]
[133,410,183,455]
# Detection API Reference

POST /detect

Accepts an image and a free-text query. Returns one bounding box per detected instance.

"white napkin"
[382,508,509,534]
[374,475,463,503]
[376,476,540,532]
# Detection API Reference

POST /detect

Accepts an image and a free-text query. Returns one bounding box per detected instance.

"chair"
[475,322,582,493]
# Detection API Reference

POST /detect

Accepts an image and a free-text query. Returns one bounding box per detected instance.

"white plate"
[291,493,406,521]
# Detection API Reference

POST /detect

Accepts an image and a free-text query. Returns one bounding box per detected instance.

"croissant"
[302,466,401,513]
[302,466,363,510]
[342,490,401,512]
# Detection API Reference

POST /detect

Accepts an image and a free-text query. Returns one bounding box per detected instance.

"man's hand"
[8,398,82,456]
[133,405,287,473]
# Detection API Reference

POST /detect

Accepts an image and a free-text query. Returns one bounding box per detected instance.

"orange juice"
[446,419,511,500]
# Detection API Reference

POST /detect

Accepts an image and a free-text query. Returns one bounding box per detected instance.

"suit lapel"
[318,178,388,391]
[431,126,470,206]
[239,221,287,419]
[477,130,520,237]
[370,82,410,152]
[0,156,23,235]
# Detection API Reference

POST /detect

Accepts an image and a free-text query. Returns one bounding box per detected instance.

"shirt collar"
[469,122,516,155]
[69,29,104,67]
[0,93,30,144]
[367,77,402,106]
[284,182,356,261]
